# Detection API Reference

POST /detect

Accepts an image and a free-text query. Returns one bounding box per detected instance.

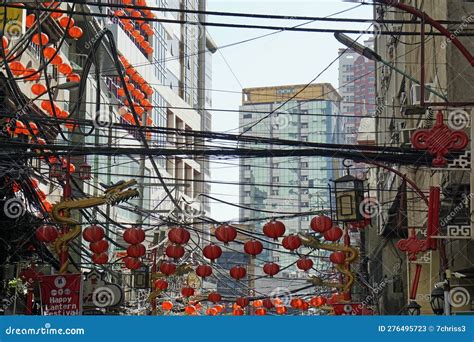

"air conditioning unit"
[410,83,435,105]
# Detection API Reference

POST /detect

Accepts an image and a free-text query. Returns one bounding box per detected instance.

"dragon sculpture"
[299,233,359,295]
[51,180,139,274]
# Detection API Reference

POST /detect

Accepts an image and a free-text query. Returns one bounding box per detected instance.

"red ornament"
[323,226,343,242]
[296,257,313,272]
[89,240,109,254]
[208,292,222,303]
[123,227,145,244]
[310,215,333,233]
[92,253,108,264]
[154,279,168,291]
[203,244,222,261]
[127,243,146,258]
[168,227,190,245]
[262,298,274,309]
[396,235,429,261]
[263,220,286,240]
[244,240,263,256]
[309,296,326,307]
[124,257,141,270]
[196,264,212,278]
[230,266,246,280]
[233,307,244,316]
[35,225,58,243]
[83,225,105,243]
[181,287,195,297]
[290,298,304,309]
[159,262,176,276]
[282,234,301,251]
[329,252,346,264]
[263,262,280,277]
[236,297,249,308]
[215,224,237,245]
[255,308,266,316]
[165,244,185,260]
[411,111,469,167]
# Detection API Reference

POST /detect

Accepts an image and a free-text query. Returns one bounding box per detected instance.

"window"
[272,176,280,183]
[243,113,252,119]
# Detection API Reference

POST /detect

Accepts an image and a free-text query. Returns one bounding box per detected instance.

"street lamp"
[430,287,445,315]
[334,174,364,222]
[407,301,421,315]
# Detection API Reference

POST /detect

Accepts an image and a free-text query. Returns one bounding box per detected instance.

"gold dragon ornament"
[299,233,359,295]
[51,180,139,274]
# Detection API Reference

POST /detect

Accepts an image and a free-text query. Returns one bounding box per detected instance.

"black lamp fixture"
[430,287,445,315]
[407,301,421,315]
[334,174,365,222]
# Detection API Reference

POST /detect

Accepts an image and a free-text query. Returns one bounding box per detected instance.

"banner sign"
[39,274,82,316]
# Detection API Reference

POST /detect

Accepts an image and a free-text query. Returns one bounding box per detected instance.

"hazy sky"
[207,0,373,221]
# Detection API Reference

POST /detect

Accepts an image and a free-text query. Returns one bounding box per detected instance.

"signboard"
[39,274,82,316]
[0,6,25,40]
[83,270,123,308]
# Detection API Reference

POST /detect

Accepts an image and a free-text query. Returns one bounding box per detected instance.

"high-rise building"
[239,83,342,269]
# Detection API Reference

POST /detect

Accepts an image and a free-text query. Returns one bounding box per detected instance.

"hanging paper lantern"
[195,264,212,278]
[165,244,185,260]
[300,301,309,311]
[25,14,35,28]
[230,266,246,280]
[31,83,47,95]
[208,292,221,303]
[329,251,346,264]
[236,297,249,308]
[263,220,286,240]
[168,226,190,245]
[282,234,301,251]
[243,240,263,257]
[276,306,287,315]
[9,61,25,76]
[24,68,40,82]
[203,244,222,261]
[58,63,73,75]
[309,296,326,307]
[159,262,176,276]
[290,298,304,309]
[310,215,333,233]
[255,308,266,316]
[162,301,173,311]
[262,298,274,309]
[83,225,105,243]
[233,307,244,316]
[35,225,58,243]
[263,262,280,277]
[31,33,49,46]
[68,26,83,39]
[215,224,237,245]
[51,54,63,66]
[324,226,343,242]
[92,253,108,264]
[185,305,196,315]
[252,300,263,308]
[43,46,57,59]
[51,11,63,20]
[89,240,109,254]
[206,307,218,316]
[154,279,168,291]
[59,16,75,29]
[124,256,141,270]
[181,287,195,297]
[123,227,145,244]
[296,257,313,272]
[66,73,81,83]
[117,88,125,97]
[127,243,146,258]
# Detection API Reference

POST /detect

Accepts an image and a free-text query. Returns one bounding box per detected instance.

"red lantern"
[9,61,25,76]
[309,296,326,307]
[154,279,168,291]
[329,251,346,264]
[83,225,105,243]
[165,244,185,260]
[255,308,266,316]
[263,262,280,277]
[296,257,313,272]
[168,227,190,245]
[124,256,141,270]
[66,73,81,83]
[92,253,108,264]
[263,220,286,240]
[181,287,195,297]
[35,225,58,243]
[195,264,212,278]
[262,298,274,309]
[233,307,244,316]
[282,234,302,251]
[236,297,249,308]
[215,224,237,245]
[230,266,246,280]
[162,301,173,310]
[160,262,176,276]
[324,226,343,242]
[25,13,35,28]
[89,240,109,254]
[185,305,196,315]
[243,240,263,257]
[276,306,287,315]
[58,63,73,75]
[300,301,309,311]
[59,16,75,29]
[203,244,222,261]
[68,26,83,39]
[123,227,145,244]
[208,292,221,303]
[24,68,40,82]
[31,33,49,46]
[310,215,333,233]
[127,243,146,258]
[290,298,304,309]
[31,83,47,96]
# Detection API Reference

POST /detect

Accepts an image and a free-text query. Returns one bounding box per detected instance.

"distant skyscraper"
[238,83,342,270]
